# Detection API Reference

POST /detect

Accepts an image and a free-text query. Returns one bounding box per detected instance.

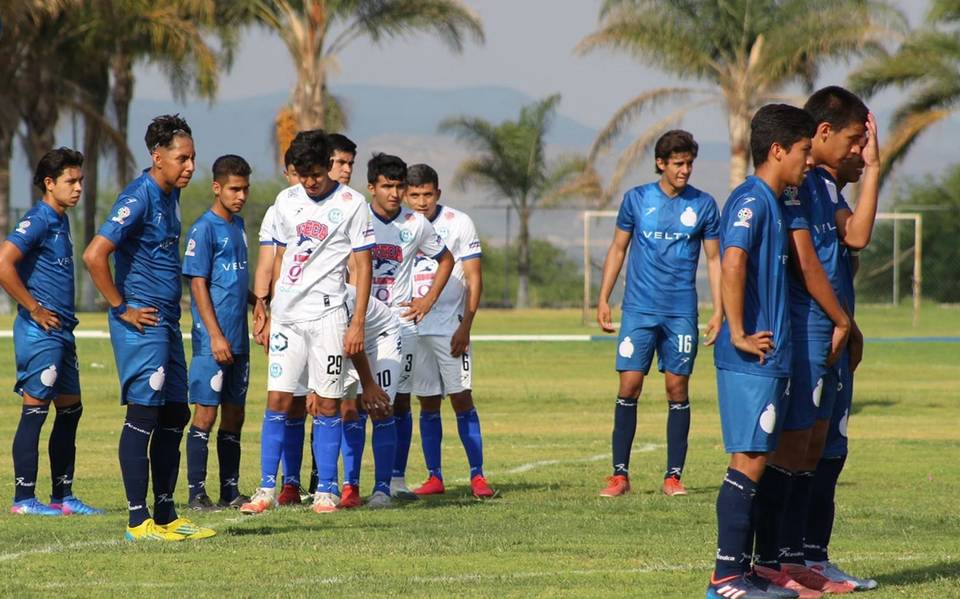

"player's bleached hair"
[804,86,869,132]
[367,153,407,185]
[406,163,439,188]
[33,147,84,191]
[212,154,252,182]
[329,133,357,157]
[750,104,816,168]
[288,129,333,174]
[144,114,192,153]
[654,130,698,174]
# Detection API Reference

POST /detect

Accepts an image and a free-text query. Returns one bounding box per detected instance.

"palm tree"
[440,94,589,309]
[850,0,960,183]
[577,0,904,198]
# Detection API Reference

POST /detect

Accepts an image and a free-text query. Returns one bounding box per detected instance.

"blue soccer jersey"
[782,168,850,339]
[616,182,720,317]
[7,202,78,332]
[713,176,792,378]
[98,169,183,320]
[182,210,250,356]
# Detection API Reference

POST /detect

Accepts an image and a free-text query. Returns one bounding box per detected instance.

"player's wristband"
[848,250,860,257]
[110,303,128,317]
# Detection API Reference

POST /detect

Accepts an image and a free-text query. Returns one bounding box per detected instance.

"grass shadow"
[874,560,960,586]
[850,398,898,415]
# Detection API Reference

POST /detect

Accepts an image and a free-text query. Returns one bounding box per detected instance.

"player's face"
[783,138,814,186]
[368,175,405,214]
[153,135,196,189]
[283,165,300,186]
[213,175,250,214]
[328,151,355,185]
[818,121,866,169]
[298,163,331,197]
[657,152,695,191]
[405,183,440,219]
[46,167,83,210]
[836,153,865,187]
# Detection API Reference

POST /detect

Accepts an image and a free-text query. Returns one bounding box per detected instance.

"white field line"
[504,443,660,475]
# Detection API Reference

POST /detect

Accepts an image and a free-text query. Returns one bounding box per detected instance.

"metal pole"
[504,205,510,307]
[893,217,900,305]
[913,214,922,327]
[583,212,591,325]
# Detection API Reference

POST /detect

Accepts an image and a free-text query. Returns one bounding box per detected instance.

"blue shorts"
[108,312,188,407]
[822,350,852,458]
[782,337,830,432]
[716,368,789,453]
[13,315,81,401]
[615,311,698,376]
[189,354,250,407]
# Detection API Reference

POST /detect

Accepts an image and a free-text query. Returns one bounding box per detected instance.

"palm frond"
[878,109,952,184]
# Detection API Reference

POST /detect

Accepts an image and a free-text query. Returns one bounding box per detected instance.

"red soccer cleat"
[471,475,495,498]
[413,475,446,496]
[277,484,302,506]
[599,474,630,497]
[754,564,823,598]
[662,475,688,496]
[338,484,362,509]
[781,563,856,594]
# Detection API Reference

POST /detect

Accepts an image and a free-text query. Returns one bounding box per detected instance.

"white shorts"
[396,327,418,395]
[412,334,471,397]
[344,330,402,404]
[267,307,348,398]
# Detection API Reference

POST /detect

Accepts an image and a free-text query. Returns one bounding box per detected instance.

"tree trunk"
[515,203,531,309]
[111,51,135,185]
[292,53,326,130]
[80,110,102,311]
[0,131,12,314]
[727,106,752,190]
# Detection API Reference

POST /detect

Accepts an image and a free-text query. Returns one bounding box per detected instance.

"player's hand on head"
[597,302,615,333]
[121,305,159,332]
[29,305,61,332]
[732,330,774,365]
[703,313,723,346]
[211,335,234,365]
[399,297,433,323]
[343,322,365,356]
[863,112,880,168]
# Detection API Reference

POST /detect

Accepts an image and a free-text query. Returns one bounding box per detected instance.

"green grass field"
[0,306,958,597]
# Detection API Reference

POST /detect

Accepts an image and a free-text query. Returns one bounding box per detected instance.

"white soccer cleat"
[389,477,419,501]
[239,487,277,515]
[311,492,339,514]
[806,560,878,591]
[366,490,392,509]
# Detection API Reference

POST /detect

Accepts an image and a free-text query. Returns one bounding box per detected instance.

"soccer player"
[328,133,357,185]
[83,114,214,541]
[244,130,375,515]
[0,148,102,516]
[405,163,493,499]
[596,130,722,498]
[706,104,814,599]
[182,155,255,511]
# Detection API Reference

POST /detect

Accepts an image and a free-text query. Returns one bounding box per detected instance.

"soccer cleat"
[746,571,801,598]
[124,518,185,542]
[781,563,856,594]
[187,494,218,512]
[599,474,630,497]
[706,573,783,599]
[414,475,446,496]
[217,494,250,510]
[389,477,419,501]
[471,475,495,498]
[662,475,688,496]
[160,517,216,540]
[240,487,277,515]
[754,565,823,599]
[277,484,303,506]
[311,492,339,513]
[11,497,63,516]
[366,490,392,509]
[338,484,362,509]
[49,496,104,516]
[806,561,878,591]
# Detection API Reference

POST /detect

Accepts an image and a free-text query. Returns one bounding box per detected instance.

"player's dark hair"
[144,114,192,152]
[328,133,357,157]
[367,153,407,185]
[750,104,816,168]
[288,129,332,175]
[212,154,252,182]
[406,163,439,188]
[804,86,869,132]
[654,130,698,174]
[33,147,84,191]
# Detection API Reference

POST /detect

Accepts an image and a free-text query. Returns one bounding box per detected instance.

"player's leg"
[367,332,400,508]
[390,329,418,499]
[441,340,491,498]
[278,392,307,505]
[412,336,445,495]
[338,384,364,509]
[186,354,222,509]
[215,356,248,509]
[658,315,698,496]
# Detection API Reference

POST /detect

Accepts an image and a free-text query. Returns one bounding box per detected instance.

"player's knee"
[450,390,474,413]
[340,399,360,422]
[664,379,689,403]
[316,397,339,418]
[617,373,644,398]
[393,393,411,414]
[418,395,443,412]
[159,402,191,430]
[125,403,160,430]
[267,391,293,412]
[191,406,218,431]
[288,396,307,419]
[220,405,244,432]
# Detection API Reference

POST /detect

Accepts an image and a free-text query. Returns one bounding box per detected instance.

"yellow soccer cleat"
[124,518,186,542]
[159,517,217,540]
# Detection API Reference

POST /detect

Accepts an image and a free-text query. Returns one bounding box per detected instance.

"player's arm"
[0,241,60,331]
[702,238,723,345]
[596,228,631,333]
[848,316,864,373]
[788,229,851,364]
[190,276,233,365]
[82,235,158,332]
[404,249,453,322]
[451,256,482,358]
[252,243,274,346]
[350,350,391,418]
[345,248,371,355]
[835,113,880,250]
[721,247,774,364]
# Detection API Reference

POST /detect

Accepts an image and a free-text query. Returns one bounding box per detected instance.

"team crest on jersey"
[734,207,753,228]
[436,226,449,239]
[341,191,353,201]
[328,208,343,224]
[680,207,698,227]
[185,238,197,257]
[112,206,131,224]
[783,187,800,206]
[296,220,328,243]
[445,211,455,220]
[404,213,415,221]
[15,220,30,234]
[399,229,414,243]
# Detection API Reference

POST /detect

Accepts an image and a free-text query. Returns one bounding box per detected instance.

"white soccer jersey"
[371,206,447,310]
[271,183,375,323]
[258,204,277,246]
[413,205,482,336]
[344,284,400,338]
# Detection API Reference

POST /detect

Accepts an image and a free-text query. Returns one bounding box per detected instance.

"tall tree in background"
[578,0,904,201]
[850,0,960,184]
[441,94,588,309]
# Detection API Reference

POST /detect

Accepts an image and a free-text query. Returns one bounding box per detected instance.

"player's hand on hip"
[121,306,159,332]
[29,304,61,332]
[848,320,864,373]
[597,301,615,333]
[732,331,774,365]
[450,325,470,357]
[399,297,433,323]
[703,313,723,346]
[827,323,851,367]
[360,385,391,419]
[211,335,234,365]
[343,322,365,356]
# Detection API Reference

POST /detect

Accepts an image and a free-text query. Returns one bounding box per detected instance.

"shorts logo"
[734,207,753,228]
[759,404,777,434]
[270,332,288,352]
[812,378,824,408]
[328,208,343,224]
[399,229,414,243]
[269,363,283,378]
[149,366,166,391]
[838,409,849,438]
[185,238,197,257]
[112,206,132,224]
[618,336,635,359]
[15,220,30,234]
[40,364,58,387]
[680,207,698,227]
[296,220,329,243]
[210,369,224,392]
[783,187,801,206]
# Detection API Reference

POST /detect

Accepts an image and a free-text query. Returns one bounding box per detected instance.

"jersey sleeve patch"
[7,215,47,255]
[181,222,213,278]
[98,195,148,244]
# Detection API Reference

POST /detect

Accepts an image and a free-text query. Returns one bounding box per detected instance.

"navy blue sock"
[217,430,242,503]
[259,409,286,488]
[714,468,758,580]
[754,464,793,568]
[372,417,397,495]
[392,410,413,478]
[48,402,81,501]
[805,456,846,562]
[665,400,690,479]
[612,397,637,476]
[456,408,484,478]
[13,404,49,502]
[312,415,342,494]
[420,410,443,479]
[281,417,305,487]
[150,402,189,525]
[186,425,211,500]
[779,470,815,565]
[118,404,158,527]
[341,415,366,488]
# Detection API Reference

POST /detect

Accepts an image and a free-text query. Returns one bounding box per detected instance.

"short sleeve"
[258,205,276,246]
[702,196,721,240]
[615,191,635,232]
[417,217,448,260]
[182,221,213,279]
[835,191,851,214]
[782,185,810,231]
[456,214,482,261]
[98,195,148,244]
[722,194,763,252]
[272,200,293,248]
[7,214,48,256]
[349,202,376,252]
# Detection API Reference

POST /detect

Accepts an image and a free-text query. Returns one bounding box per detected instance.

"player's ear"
[44,176,56,194]
[212,180,222,196]
[435,187,442,201]
[816,121,833,142]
